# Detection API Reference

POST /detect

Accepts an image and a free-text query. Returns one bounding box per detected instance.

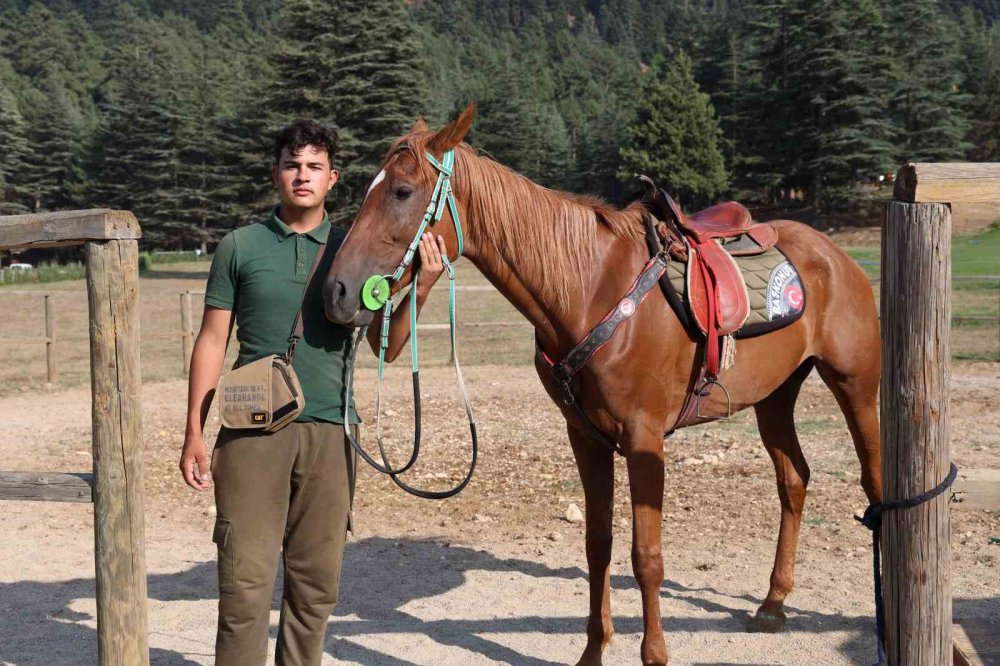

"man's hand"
[180,431,212,491]
[369,233,448,360]
[416,232,448,296]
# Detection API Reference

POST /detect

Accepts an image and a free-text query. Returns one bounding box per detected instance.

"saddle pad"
[662,244,806,339]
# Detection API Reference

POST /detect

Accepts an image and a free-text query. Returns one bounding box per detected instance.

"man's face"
[272,145,339,209]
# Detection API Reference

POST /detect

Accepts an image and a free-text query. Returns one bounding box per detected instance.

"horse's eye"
[395,186,413,200]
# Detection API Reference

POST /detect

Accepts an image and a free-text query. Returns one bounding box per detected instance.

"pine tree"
[321,0,429,219]
[264,0,430,222]
[173,35,230,251]
[0,3,103,120]
[798,0,895,210]
[267,0,333,122]
[473,55,541,176]
[21,79,75,212]
[738,0,806,203]
[887,0,971,162]
[618,51,728,207]
[0,77,31,214]
[738,0,896,210]
[577,99,633,201]
[89,10,187,243]
[969,22,1000,160]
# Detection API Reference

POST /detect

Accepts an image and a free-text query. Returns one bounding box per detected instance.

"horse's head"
[324,104,477,327]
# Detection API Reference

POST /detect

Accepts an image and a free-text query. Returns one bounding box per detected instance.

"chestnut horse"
[323,105,882,666]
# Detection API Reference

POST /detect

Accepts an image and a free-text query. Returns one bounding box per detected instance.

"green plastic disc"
[362,275,391,310]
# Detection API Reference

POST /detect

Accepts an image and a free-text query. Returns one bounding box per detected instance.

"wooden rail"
[0,209,149,666]
[0,209,140,250]
[894,162,1000,203]
[0,471,93,502]
[1,268,995,380]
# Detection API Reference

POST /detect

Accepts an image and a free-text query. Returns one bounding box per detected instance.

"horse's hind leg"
[748,361,814,633]
[815,356,882,505]
[568,424,616,666]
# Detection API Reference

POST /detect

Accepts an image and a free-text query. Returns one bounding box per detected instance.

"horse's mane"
[391,132,647,311]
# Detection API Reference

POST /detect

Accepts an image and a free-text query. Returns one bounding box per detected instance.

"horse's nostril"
[324,278,361,325]
[331,278,347,305]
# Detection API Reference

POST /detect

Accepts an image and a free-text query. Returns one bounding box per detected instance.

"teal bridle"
[342,148,478,500]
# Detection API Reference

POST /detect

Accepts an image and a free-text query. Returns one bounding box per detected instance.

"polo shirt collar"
[267,206,331,243]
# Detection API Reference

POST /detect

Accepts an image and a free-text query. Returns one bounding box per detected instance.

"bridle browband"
[343,147,478,500]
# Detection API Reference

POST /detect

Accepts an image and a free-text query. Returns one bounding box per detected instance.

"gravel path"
[1,364,997,665]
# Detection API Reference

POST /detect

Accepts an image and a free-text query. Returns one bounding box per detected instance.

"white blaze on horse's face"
[365,169,387,202]
[342,169,388,247]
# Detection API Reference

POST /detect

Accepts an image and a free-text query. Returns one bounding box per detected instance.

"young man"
[180,119,446,665]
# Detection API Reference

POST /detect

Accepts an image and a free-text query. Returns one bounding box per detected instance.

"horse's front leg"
[567,424,616,666]
[625,423,668,665]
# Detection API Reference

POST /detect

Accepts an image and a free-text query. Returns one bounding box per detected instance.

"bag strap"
[285,228,332,361]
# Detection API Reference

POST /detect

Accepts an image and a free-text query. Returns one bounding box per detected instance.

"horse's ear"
[428,103,476,155]
[410,116,429,133]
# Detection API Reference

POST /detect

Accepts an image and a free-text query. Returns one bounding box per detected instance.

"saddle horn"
[636,174,658,200]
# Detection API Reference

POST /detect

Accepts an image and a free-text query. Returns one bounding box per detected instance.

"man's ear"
[410,116,430,133]
[427,103,476,156]
[328,169,340,191]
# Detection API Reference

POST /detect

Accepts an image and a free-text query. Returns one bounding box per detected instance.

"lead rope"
[855,462,958,666]
[342,148,478,499]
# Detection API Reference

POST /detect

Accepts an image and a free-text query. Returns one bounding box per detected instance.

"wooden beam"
[0,209,141,250]
[882,201,953,666]
[953,618,1000,666]
[952,469,1000,512]
[894,163,1000,203]
[180,291,193,374]
[0,472,93,502]
[85,239,149,666]
[416,321,531,330]
[45,293,58,383]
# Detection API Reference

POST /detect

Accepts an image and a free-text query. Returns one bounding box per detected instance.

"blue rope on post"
[855,462,958,666]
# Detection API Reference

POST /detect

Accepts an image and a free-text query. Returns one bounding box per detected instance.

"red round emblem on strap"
[619,299,636,316]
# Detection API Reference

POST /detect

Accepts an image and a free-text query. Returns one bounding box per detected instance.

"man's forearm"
[186,335,229,436]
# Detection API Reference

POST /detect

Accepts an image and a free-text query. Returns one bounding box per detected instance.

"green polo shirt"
[205,207,358,424]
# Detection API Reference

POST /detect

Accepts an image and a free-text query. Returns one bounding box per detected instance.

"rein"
[342,148,478,500]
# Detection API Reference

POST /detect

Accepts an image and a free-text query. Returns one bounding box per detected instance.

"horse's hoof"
[747,607,786,633]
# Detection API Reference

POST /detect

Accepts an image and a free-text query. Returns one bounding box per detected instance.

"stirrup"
[695,377,732,420]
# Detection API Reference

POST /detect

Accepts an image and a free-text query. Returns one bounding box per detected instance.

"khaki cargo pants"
[211,421,357,666]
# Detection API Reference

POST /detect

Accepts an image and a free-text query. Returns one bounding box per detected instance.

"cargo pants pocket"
[212,517,235,596]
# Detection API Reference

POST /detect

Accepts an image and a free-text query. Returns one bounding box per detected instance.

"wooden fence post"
[85,238,149,666]
[881,198,952,666]
[44,293,58,383]
[180,290,193,374]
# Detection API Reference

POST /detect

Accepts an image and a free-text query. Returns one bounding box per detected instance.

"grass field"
[844,224,999,361]
[0,228,996,396]
[845,223,1000,277]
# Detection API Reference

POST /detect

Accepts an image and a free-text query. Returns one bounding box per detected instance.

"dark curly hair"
[273,119,338,164]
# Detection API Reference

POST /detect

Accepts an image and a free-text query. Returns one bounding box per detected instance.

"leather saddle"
[644,187,778,379]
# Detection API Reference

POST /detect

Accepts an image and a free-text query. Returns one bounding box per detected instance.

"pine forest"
[1,0,998,248]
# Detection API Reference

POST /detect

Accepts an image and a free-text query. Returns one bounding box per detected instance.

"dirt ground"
[1,360,997,665]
